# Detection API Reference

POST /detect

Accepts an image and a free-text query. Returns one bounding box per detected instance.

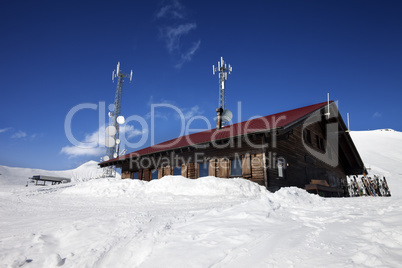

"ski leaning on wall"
[347,175,391,197]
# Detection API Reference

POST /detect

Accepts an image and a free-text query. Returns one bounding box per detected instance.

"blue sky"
[1,0,401,170]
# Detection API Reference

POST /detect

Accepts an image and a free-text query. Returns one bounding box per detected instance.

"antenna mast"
[102,62,133,178]
[213,57,232,126]
[346,112,350,132]
[325,92,331,119]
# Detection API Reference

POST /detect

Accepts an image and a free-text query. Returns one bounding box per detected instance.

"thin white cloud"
[147,95,173,107]
[373,112,382,118]
[146,96,203,121]
[145,110,169,120]
[162,23,197,53]
[156,0,185,19]
[0,127,11,133]
[61,145,104,158]
[175,40,201,68]
[120,124,148,139]
[145,96,175,120]
[155,0,200,68]
[147,95,155,106]
[178,105,203,120]
[61,124,146,158]
[61,126,106,157]
[11,130,27,139]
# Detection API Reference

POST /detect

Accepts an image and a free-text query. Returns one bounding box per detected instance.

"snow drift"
[0,129,401,267]
[62,176,267,199]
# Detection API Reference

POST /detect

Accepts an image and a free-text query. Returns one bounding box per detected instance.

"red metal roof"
[102,101,330,164]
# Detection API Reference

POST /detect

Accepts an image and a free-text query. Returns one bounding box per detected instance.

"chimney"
[216,107,223,130]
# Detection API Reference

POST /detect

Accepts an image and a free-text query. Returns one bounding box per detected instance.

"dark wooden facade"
[101,102,365,197]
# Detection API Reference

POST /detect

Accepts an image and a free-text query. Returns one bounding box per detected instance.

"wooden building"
[99,101,365,196]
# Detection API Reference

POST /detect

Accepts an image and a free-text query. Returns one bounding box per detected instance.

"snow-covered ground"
[350,129,402,196]
[0,130,401,267]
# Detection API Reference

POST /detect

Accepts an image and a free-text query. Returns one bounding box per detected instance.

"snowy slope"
[350,129,402,196]
[0,130,401,267]
[0,161,118,186]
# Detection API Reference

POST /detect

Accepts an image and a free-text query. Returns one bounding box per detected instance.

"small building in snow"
[99,101,365,197]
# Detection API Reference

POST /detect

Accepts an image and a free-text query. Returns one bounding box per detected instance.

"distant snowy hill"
[350,129,402,196]
[0,161,120,186]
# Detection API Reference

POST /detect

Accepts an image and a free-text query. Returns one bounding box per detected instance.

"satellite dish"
[105,137,115,147]
[116,139,120,145]
[106,126,116,136]
[108,112,113,118]
[222,109,233,122]
[103,155,110,161]
[116,116,125,124]
[113,153,118,158]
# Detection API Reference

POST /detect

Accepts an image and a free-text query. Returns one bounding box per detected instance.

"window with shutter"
[304,129,312,144]
[218,158,229,178]
[151,169,158,180]
[251,153,264,179]
[122,170,132,179]
[242,154,251,177]
[158,167,163,179]
[209,159,216,176]
[173,167,181,175]
[199,162,209,177]
[143,169,151,181]
[188,163,196,179]
[231,158,242,176]
[164,166,172,176]
[194,163,199,179]
[181,164,188,177]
